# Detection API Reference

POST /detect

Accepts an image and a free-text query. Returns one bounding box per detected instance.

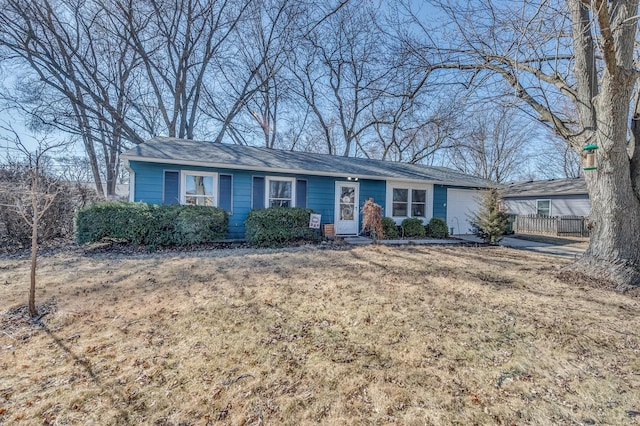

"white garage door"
[446,189,482,235]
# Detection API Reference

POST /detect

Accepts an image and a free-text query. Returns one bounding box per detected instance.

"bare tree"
[406,0,640,287]
[446,106,531,183]
[535,133,583,179]
[369,88,462,164]
[201,0,300,147]
[291,2,392,156]
[0,128,68,317]
[0,0,143,197]
[112,0,252,140]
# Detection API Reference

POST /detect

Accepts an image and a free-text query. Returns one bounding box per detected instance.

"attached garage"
[446,188,482,235]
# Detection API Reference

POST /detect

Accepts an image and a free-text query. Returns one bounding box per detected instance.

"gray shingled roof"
[122,137,492,188]
[504,178,587,197]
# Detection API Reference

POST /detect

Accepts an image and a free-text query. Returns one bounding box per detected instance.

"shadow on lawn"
[35,317,135,423]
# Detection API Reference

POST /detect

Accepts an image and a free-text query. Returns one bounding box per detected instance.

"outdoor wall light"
[347,177,359,181]
[583,143,598,171]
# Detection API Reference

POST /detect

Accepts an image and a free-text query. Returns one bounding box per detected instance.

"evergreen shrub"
[471,189,508,244]
[381,217,399,239]
[401,217,426,238]
[245,207,320,247]
[426,217,449,238]
[75,202,228,246]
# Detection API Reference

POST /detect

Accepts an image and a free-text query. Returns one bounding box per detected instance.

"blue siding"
[130,161,166,204]
[129,160,388,238]
[306,175,336,224]
[433,185,447,221]
[360,180,386,217]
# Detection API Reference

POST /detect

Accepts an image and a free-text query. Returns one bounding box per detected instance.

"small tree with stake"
[470,188,508,245]
[1,127,68,318]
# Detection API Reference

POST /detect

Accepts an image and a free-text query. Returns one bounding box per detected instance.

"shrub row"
[381,217,398,239]
[396,217,449,239]
[75,202,228,246]
[426,217,449,238]
[74,202,448,248]
[245,207,320,247]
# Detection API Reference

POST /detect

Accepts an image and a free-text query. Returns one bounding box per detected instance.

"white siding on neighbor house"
[446,189,482,234]
[503,195,590,217]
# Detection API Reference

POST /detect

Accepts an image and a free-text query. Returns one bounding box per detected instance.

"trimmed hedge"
[381,217,399,239]
[75,202,228,246]
[401,217,426,238]
[245,207,320,247]
[426,217,449,238]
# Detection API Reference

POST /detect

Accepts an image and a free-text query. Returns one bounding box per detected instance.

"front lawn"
[1,245,638,425]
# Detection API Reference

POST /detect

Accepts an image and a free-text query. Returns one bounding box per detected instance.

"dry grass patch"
[1,245,639,425]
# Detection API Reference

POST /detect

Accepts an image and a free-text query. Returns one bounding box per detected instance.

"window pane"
[270,180,292,199]
[186,175,213,196]
[393,202,407,217]
[537,200,550,216]
[411,204,426,217]
[186,196,213,206]
[412,189,426,203]
[340,203,354,220]
[393,188,408,202]
[270,199,291,208]
[340,187,355,204]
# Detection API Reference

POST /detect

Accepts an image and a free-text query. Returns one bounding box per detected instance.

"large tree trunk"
[566,0,640,289]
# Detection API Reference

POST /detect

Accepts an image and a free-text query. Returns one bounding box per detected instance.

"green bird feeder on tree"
[583,143,598,171]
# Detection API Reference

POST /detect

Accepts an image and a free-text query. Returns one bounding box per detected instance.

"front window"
[392,188,408,217]
[537,200,551,217]
[268,177,294,207]
[411,189,427,217]
[183,172,216,206]
[339,186,356,220]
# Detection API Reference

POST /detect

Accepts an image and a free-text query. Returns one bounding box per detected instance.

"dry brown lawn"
[1,244,639,425]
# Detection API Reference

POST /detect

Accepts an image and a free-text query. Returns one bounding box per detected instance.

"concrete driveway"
[454,234,586,258]
[499,236,585,258]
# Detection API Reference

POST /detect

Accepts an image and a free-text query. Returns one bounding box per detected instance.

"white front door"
[335,181,360,235]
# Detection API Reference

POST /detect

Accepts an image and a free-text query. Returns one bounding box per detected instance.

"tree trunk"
[569,72,640,289]
[28,173,39,317]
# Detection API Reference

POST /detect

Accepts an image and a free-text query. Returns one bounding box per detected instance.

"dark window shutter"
[252,176,265,209]
[296,179,307,208]
[163,171,180,205]
[219,174,232,213]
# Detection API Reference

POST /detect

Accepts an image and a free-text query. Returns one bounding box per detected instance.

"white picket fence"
[511,215,589,237]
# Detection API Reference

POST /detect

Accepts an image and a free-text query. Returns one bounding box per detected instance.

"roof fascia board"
[504,191,588,197]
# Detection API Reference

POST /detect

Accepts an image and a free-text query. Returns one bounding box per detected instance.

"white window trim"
[180,170,218,206]
[386,182,433,223]
[128,170,135,202]
[536,199,552,217]
[392,188,410,218]
[265,176,296,208]
[410,188,428,218]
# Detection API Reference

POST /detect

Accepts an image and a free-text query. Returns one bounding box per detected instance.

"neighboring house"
[121,137,492,238]
[77,182,130,201]
[502,178,590,217]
